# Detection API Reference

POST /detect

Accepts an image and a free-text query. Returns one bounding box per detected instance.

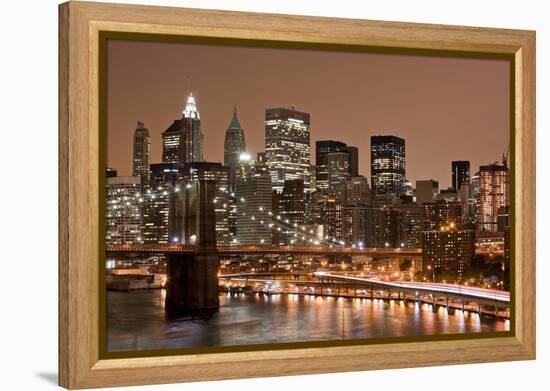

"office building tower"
[162,92,204,164]
[223,106,246,193]
[415,179,439,205]
[106,176,142,244]
[396,203,425,248]
[315,140,347,192]
[265,107,311,193]
[478,163,509,232]
[452,160,470,192]
[132,121,151,188]
[370,135,406,195]
[327,151,351,192]
[346,146,359,177]
[183,162,230,246]
[422,224,475,275]
[345,175,371,206]
[142,163,180,244]
[279,179,306,244]
[235,167,273,245]
[423,200,463,231]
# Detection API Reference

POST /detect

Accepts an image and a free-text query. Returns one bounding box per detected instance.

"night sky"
[107,40,509,189]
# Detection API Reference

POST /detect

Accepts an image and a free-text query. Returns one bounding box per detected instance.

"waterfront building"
[323,196,345,243]
[162,92,204,164]
[279,179,306,243]
[142,163,180,244]
[265,107,311,193]
[415,179,439,205]
[315,140,348,193]
[132,121,151,188]
[422,224,475,275]
[452,160,470,192]
[343,206,369,246]
[478,163,510,232]
[370,135,406,195]
[223,106,246,193]
[183,162,230,246]
[106,176,142,244]
[235,165,273,245]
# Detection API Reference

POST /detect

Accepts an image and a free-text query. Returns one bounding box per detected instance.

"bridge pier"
[165,179,220,316]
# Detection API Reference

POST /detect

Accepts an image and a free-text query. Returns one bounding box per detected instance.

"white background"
[0,0,547,389]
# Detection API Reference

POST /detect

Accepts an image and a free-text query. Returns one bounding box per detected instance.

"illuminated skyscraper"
[162,92,204,164]
[132,121,151,188]
[142,163,180,244]
[370,135,406,195]
[235,166,273,245]
[278,179,306,244]
[478,163,509,232]
[327,151,351,192]
[265,107,311,193]
[106,176,142,244]
[183,162,230,246]
[223,106,246,192]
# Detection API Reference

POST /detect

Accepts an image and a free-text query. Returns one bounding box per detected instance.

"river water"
[107,290,509,352]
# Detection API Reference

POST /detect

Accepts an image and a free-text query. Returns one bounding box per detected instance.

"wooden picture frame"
[59,1,536,389]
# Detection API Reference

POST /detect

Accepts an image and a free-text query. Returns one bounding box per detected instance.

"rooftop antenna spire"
[189,76,193,95]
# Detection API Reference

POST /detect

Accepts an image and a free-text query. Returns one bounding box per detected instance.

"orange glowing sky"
[107,40,509,189]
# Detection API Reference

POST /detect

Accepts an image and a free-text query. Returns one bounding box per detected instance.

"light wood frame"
[59,1,536,389]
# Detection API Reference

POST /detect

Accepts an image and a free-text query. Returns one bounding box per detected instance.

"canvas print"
[104,39,511,353]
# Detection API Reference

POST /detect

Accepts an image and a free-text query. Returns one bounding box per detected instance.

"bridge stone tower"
[166,180,219,315]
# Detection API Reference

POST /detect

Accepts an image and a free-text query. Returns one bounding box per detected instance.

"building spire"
[182,81,200,120]
[228,105,242,129]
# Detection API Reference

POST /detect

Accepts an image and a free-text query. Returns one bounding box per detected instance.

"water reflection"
[107,290,509,352]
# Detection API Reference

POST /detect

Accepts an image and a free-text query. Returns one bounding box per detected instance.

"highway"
[314,272,510,303]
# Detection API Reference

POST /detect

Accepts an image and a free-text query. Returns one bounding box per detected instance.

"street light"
[427,265,435,282]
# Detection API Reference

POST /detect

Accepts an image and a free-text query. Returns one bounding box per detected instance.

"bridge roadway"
[107,244,423,256]
[107,244,501,258]
[220,271,510,304]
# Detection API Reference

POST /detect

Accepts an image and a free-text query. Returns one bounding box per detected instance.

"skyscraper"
[183,162,230,246]
[315,140,347,193]
[478,163,509,232]
[370,135,406,195]
[279,179,306,244]
[162,92,204,164]
[235,167,273,245]
[106,176,142,244]
[451,160,470,192]
[265,107,311,193]
[327,151,351,192]
[142,163,180,244]
[223,106,246,193]
[346,146,359,177]
[132,121,151,188]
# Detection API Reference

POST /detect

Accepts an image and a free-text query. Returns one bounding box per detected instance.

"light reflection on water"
[107,290,509,352]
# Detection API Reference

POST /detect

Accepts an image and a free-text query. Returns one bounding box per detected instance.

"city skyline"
[107,40,509,189]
